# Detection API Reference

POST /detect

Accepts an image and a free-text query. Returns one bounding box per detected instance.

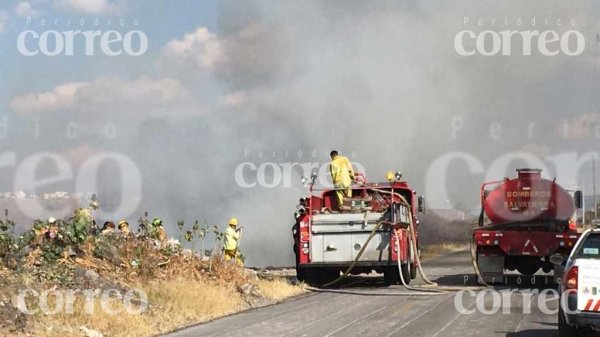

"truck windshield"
[574,233,600,259]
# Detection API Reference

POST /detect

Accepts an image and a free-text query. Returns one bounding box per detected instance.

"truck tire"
[302,268,339,287]
[296,267,306,282]
[401,263,411,285]
[516,264,540,276]
[558,307,578,337]
[302,268,320,286]
[511,256,542,276]
[408,241,417,279]
[320,269,340,286]
[384,266,400,285]
[385,264,412,285]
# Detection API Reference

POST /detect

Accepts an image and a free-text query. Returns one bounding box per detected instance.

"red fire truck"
[292,172,425,286]
[474,168,583,283]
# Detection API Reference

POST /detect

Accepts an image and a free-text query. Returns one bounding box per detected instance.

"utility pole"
[583,178,586,225]
[595,154,598,222]
[592,34,600,224]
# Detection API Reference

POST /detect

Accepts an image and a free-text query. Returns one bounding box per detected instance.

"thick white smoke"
[3,0,600,266]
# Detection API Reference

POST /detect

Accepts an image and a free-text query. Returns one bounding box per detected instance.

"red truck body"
[292,176,424,286]
[474,168,582,282]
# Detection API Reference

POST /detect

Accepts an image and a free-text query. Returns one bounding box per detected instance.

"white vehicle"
[552,228,600,336]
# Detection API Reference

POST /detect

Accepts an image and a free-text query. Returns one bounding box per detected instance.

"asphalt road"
[163,250,575,337]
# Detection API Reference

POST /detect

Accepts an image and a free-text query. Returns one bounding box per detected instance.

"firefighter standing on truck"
[224,217,243,266]
[329,150,355,211]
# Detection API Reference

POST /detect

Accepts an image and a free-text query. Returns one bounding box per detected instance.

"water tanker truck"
[474,168,583,284]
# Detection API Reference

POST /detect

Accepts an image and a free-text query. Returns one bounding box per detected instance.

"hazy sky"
[1,0,600,265]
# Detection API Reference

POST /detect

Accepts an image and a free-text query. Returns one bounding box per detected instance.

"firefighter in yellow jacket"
[330,150,355,211]
[224,217,243,266]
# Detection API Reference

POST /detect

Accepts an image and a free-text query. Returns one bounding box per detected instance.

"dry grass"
[31,299,156,337]
[16,277,303,337]
[420,242,469,260]
[255,278,306,301]
[142,278,245,333]
[0,206,305,337]
[22,278,246,337]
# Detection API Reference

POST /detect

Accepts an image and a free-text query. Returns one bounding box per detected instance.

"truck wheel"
[320,269,340,286]
[384,266,400,285]
[303,269,339,287]
[302,268,320,286]
[410,263,417,280]
[516,264,540,276]
[296,267,306,282]
[558,307,578,337]
[408,241,417,279]
[514,257,542,276]
[401,263,411,285]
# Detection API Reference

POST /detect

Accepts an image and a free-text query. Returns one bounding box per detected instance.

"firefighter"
[89,220,99,236]
[224,217,243,266]
[46,217,60,241]
[118,220,131,236]
[152,218,168,241]
[329,150,355,211]
[101,221,116,235]
[32,218,53,244]
[32,221,49,245]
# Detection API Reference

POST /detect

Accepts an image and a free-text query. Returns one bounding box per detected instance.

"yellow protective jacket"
[224,226,240,251]
[330,156,355,187]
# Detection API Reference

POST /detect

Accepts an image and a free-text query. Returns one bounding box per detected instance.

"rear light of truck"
[556,235,579,248]
[475,232,501,246]
[299,219,309,242]
[564,266,578,290]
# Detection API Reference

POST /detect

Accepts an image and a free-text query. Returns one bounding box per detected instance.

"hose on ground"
[305,225,447,295]
[304,227,448,296]
[404,197,483,291]
[377,189,485,292]
[305,189,486,295]
[371,188,446,291]
[394,228,448,295]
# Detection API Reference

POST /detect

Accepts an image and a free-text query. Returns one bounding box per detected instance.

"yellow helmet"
[385,171,395,182]
[229,217,238,226]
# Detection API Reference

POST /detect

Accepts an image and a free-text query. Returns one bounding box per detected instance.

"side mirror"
[549,253,565,266]
[573,190,583,209]
[418,196,426,213]
[310,171,318,183]
[302,172,318,187]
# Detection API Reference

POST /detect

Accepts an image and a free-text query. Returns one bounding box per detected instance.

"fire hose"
[306,189,485,295]
[384,190,486,292]
[307,216,446,296]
